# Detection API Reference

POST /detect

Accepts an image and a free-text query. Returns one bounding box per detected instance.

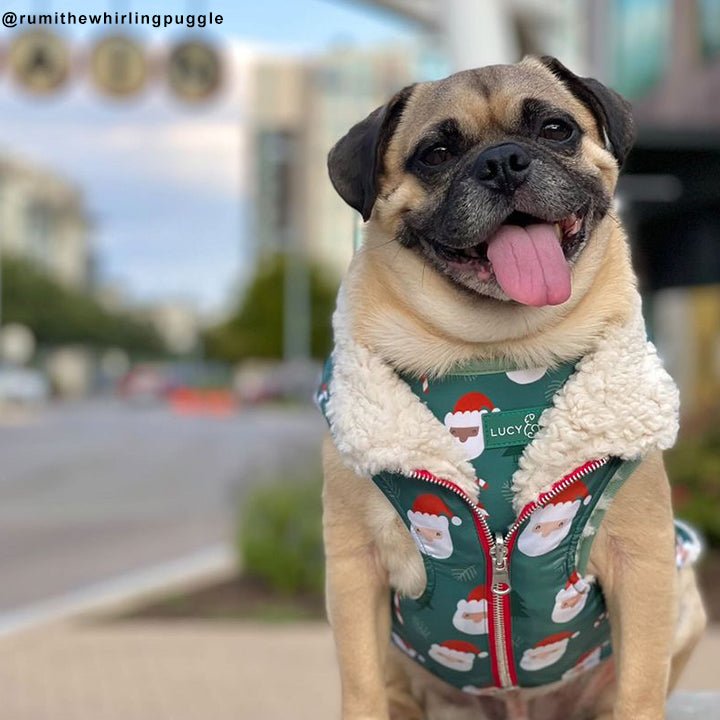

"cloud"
[0,39,260,313]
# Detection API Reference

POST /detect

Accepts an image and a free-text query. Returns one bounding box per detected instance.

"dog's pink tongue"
[486,223,571,306]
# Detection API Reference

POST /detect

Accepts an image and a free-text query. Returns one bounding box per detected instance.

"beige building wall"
[0,157,91,288]
[300,46,419,277]
[249,45,422,280]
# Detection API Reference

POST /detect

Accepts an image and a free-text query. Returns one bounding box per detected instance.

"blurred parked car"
[0,365,50,404]
[234,359,321,405]
[117,364,172,403]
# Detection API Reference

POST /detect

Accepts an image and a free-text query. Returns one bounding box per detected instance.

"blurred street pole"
[283,235,311,362]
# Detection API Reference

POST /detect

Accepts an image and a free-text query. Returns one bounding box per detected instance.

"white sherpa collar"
[325,287,679,510]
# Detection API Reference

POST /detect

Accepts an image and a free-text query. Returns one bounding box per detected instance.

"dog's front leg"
[323,435,392,720]
[588,453,677,720]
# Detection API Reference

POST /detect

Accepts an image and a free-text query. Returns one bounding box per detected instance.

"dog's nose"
[474,143,531,194]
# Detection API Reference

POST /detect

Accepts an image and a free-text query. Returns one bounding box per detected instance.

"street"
[0,399,325,615]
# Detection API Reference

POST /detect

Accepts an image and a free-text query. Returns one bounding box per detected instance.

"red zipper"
[409,456,609,689]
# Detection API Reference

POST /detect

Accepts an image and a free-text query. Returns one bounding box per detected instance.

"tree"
[204,253,338,362]
[1,255,165,355]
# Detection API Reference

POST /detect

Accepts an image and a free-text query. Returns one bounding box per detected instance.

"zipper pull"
[491,533,511,595]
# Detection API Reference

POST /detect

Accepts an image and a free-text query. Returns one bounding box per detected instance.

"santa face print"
[443,392,498,461]
[517,503,580,557]
[406,495,461,560]
[409,517,454,559]
[519,638,570,672]
[448,422,486,460]
[428,643,481,672]
[551,585,589,624]
[561,646,603,681]
[452,600,488,635]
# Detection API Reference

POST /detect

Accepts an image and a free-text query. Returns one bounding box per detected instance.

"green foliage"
[667,414,720,547]
[238,470,324,596]
[2,256,165,355]
[204,253,338,362]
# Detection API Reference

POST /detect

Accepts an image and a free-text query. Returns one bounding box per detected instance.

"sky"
[0,0,419,316]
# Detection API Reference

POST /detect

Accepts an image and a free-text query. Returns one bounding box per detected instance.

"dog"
[318,56,706,720]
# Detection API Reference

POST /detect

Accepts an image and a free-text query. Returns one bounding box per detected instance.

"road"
[0,399,325,615]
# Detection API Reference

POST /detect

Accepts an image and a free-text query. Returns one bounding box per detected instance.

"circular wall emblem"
[167,40,222,102]
[9,30,70,94]
[91,35,147,98]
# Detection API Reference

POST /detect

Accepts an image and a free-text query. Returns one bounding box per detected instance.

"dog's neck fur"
[326,213,678,508]
[343,213,636,378]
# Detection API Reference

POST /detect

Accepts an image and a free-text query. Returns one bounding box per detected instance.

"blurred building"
[247,0,720,412]
[600,0,720,415]
[248,43,438,277]
[145,301,200,355]
[0,156,92,288]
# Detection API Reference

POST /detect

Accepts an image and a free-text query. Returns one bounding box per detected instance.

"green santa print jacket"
[318,289,696,693]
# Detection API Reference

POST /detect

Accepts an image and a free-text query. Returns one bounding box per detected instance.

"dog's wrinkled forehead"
[389,61,599,163]
[327,56,634,222]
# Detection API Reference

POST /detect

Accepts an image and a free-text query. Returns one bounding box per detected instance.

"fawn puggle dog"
[319,56,706,720]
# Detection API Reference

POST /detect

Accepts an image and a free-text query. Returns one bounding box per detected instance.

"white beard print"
[520,640,569,671]
[409,523,454,560]
[551,588,589,623]
[516,504,580,557]
[505,367,547,384]
[444,408,495,460]
[452,603,489,635]
[456,430,485,460]
[428,645,475,672]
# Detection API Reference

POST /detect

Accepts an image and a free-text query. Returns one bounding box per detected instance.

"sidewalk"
[0,618,717,720]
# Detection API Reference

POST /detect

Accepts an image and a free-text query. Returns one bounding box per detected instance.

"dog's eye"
[419,145,453,167]
[539,119,574,142]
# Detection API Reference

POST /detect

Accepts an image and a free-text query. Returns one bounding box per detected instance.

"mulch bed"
[121,574,325,623]
[121,551,720,624]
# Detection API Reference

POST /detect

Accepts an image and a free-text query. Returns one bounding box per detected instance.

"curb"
[0,543,235,638]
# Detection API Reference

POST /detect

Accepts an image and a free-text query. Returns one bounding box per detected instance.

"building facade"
[0,156,92,289]
[248,44,437,279]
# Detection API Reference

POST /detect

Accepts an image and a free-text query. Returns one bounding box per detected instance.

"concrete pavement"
[0,400,325,613]
[0,618,717,719]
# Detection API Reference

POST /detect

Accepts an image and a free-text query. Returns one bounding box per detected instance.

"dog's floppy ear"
[327,84,415,221]
[540,56,635,167]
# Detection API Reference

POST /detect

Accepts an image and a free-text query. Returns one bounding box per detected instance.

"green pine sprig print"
[412,616,432,639]
[451,564,479,582]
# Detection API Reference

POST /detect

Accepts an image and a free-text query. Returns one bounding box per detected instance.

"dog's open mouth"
[433,210,586,307]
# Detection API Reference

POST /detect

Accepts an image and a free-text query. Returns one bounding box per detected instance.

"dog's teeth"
[554,223,563,241]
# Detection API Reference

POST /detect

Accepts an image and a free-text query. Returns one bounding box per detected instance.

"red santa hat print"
[465,586,487,604]
[429,638,489,671]
[565,570,590,593]
[533,630,580,649]
[537,481,592,523]
[446,392,496,424]
[408,494,462,527]
[436,640,487,657]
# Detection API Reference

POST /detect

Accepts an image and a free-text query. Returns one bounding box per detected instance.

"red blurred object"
[167,387,237,416]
